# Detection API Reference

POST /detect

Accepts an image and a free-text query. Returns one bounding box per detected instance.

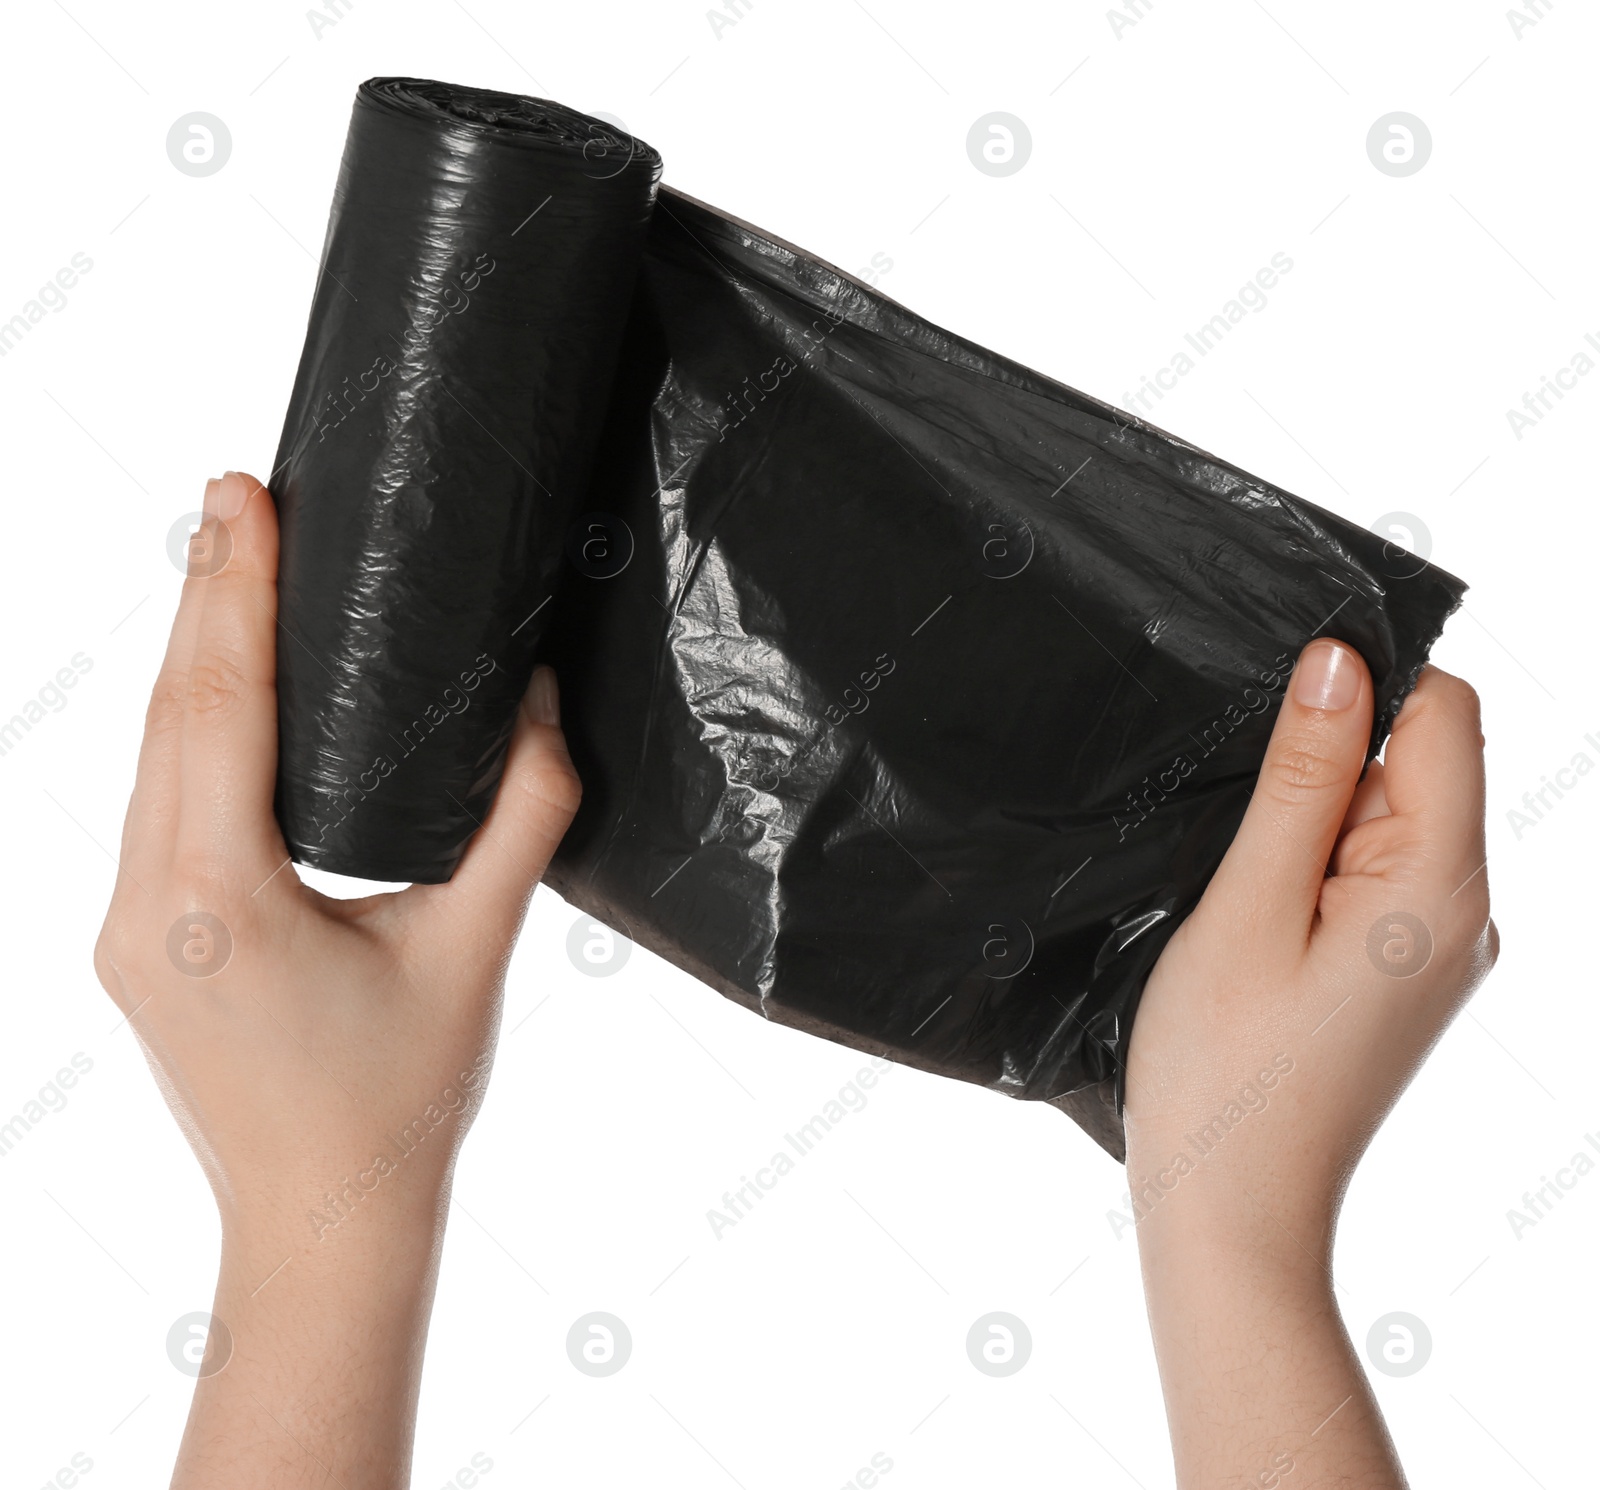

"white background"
[1,1,1592,1484]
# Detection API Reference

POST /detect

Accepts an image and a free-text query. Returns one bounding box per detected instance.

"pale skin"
[95,473,581,1486]
[1127,633,1497,1487]
[96,471,1494,1487]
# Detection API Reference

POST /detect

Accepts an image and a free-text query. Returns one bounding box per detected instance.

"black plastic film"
[271,79,661,881]
[272,79,1466,1158]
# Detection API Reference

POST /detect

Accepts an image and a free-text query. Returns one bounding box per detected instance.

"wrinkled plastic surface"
[272,79,1466,1157]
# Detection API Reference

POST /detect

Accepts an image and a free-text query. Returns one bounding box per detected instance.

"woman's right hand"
[1124,641,1497,1487]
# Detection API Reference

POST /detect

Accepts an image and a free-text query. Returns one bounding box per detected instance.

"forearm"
[94,471,576,1488]
[1131,1169,1404,1489]
[171,1192,451,1489]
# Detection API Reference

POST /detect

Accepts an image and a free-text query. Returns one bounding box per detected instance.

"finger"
[1369,665,1488,894]
[1206,639,1375,937]
[118,478,245,886]
[403,666,581,949]
[1329,762,1390,880]
[1340,760,1389,834]
[173,472,288,878]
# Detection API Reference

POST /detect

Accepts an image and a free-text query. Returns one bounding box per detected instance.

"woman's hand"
[1125,639,1497,1488]
[93,471,580,1488]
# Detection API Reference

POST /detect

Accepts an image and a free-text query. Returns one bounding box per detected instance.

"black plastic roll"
[272,79,1466,1156]
[272,80,661,881]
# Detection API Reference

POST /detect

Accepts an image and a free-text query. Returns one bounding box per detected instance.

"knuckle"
[95,874,248,996]
[1265,739,1345,800]
[1434,672,1482,727]
[1456,882,1495,948]
[1454,898,1492,946]
[184,652,251,719]
[167,848,234,903]
[92,925,126,997]
[94,911,165,989]
[524,753,583,823]
[1414,668,1482,732]
[145,670,190,735]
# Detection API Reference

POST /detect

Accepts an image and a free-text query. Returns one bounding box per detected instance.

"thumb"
[406,666,582,944]
[1205,639,1374,939]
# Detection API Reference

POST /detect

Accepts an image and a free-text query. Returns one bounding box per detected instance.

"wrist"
[1122,1143,1339,1289]
[214,1141,457,1246]
[172,1223,444,1490]
[218,1200,448,1296]
[207,1164,454,1343]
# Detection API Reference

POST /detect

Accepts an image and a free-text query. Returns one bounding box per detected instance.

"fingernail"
[1292,640,1359,711]
[527,666,560,727]
[202,476,224,520]
[216,471,251,522]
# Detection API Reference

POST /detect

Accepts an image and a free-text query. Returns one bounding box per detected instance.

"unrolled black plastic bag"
[271,79,1464,1158]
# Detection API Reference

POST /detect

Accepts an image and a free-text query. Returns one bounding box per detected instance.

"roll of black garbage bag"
[272,79,1466,1157]
[272,79,661,881]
